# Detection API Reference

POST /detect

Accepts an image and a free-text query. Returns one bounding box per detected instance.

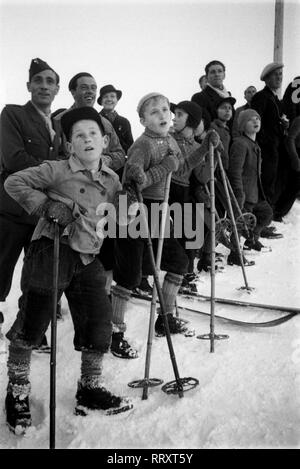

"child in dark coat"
[3,107,133,434]
[228,109,273,251]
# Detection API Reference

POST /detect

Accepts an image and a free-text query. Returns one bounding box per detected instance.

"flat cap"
[260,62,284,81]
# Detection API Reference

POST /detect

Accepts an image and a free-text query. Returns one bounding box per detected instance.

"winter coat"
[286,116,300,172]
[228,134,265,209]
[100,110,134,154]
[0,101,61,224]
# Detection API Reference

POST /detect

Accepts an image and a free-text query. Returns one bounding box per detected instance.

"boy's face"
[140,97,171,136]
[69,120,108,169]
[217,103,233,122]
[27,70,59,108]
[101,92,118,111]
[71,76,97,107]
[172,108,188,132]
[244,116,261,134]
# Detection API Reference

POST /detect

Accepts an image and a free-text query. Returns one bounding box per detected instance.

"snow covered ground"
[1,201,300,450]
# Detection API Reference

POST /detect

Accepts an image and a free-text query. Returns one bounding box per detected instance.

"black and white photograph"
[0,0,299,452]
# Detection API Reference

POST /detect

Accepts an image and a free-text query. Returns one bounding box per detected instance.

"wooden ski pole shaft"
[225,175,250,238]
[50,222,60,450]
[216,152,251,291]
[142,172,172,400]
[135,184,184,399]
[209,142,216,353]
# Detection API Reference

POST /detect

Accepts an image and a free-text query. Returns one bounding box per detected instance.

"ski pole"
[197,143,229,348]
[50,221,60,449]
[142,172,172,400]
[215,152,253,291]
[135,184,198,397]
[225,175,256,239]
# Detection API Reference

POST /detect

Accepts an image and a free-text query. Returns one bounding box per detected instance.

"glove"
[206,129,220,149]
[126,164,147,186]
[42,200,74,227]
[160,149,179,173]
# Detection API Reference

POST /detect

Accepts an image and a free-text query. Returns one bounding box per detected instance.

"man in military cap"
[252,62,289,222]
[0,58,61,348]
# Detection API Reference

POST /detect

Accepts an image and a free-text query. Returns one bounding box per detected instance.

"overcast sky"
[0,0,299,137]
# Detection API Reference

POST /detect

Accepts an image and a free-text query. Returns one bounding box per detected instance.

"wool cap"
[215,96,236,111]
[170,100,203,128]
[68,72,94,91]
[61,106,105,141]
[136,92,168,116]
[29,58,59,83]
[260,62,284,81]
[238,109,261,133]
[97,84,122,105]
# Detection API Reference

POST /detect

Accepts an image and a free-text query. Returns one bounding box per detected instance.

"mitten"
[160,149,179,173]
[126,164,147,186]
[42,200,74,227]
[206,129,221,149]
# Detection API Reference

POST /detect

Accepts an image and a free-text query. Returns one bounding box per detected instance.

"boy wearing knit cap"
[3,106,132,434]
[110,93,220,351]
[228,109,273,251]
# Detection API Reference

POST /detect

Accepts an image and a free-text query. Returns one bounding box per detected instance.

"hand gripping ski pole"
[197,142,229,349]
[129,179,198,397]
[128,173,173,397]
[50,222,60,449]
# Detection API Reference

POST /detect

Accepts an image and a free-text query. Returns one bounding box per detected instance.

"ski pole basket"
[161,377,199,395]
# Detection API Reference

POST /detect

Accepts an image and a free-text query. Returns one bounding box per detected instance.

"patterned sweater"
[124,129,183,200]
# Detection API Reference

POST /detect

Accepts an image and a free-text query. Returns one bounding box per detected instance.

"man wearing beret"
[251,62,289,221]
[0,58,61,348]
[54,73,125,173]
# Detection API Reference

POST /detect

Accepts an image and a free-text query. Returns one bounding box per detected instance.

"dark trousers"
[7,237,112,352]
[244,199,273,237]
[113,199,188,290]
[274,168,300,218]
[0,215,34,301]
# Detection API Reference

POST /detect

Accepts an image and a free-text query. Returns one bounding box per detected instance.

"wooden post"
[273,0,284,96]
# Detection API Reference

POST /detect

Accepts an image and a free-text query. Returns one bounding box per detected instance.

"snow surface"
[0,201,300,449]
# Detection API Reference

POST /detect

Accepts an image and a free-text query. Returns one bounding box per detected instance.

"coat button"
[80,188,85,193]
[49,146,53,151]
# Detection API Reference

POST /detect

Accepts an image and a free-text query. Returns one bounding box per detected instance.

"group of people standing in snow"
[0,57,299,432]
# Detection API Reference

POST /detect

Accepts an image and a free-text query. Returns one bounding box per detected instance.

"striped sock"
[161,272,183,314]
[111,285,131,333]
[80,350,104,389]
[7,343,32,385]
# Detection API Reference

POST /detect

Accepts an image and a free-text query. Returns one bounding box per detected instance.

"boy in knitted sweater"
[110,93,219,356]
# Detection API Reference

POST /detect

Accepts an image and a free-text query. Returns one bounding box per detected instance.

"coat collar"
[24,101,53,144]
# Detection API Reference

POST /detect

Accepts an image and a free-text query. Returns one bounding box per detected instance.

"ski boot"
[75,381,133,416]
[244,237,265,252]
[155,313,189,337]
[32,334,51,354]
[227,251,255,266]
[5,381,31,435]
[133,276,153,298]
[111,332,138,359]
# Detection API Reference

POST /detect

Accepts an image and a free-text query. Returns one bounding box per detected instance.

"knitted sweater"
[170,131,209,187]
[210,119,231,170]
[124,129,183,200]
